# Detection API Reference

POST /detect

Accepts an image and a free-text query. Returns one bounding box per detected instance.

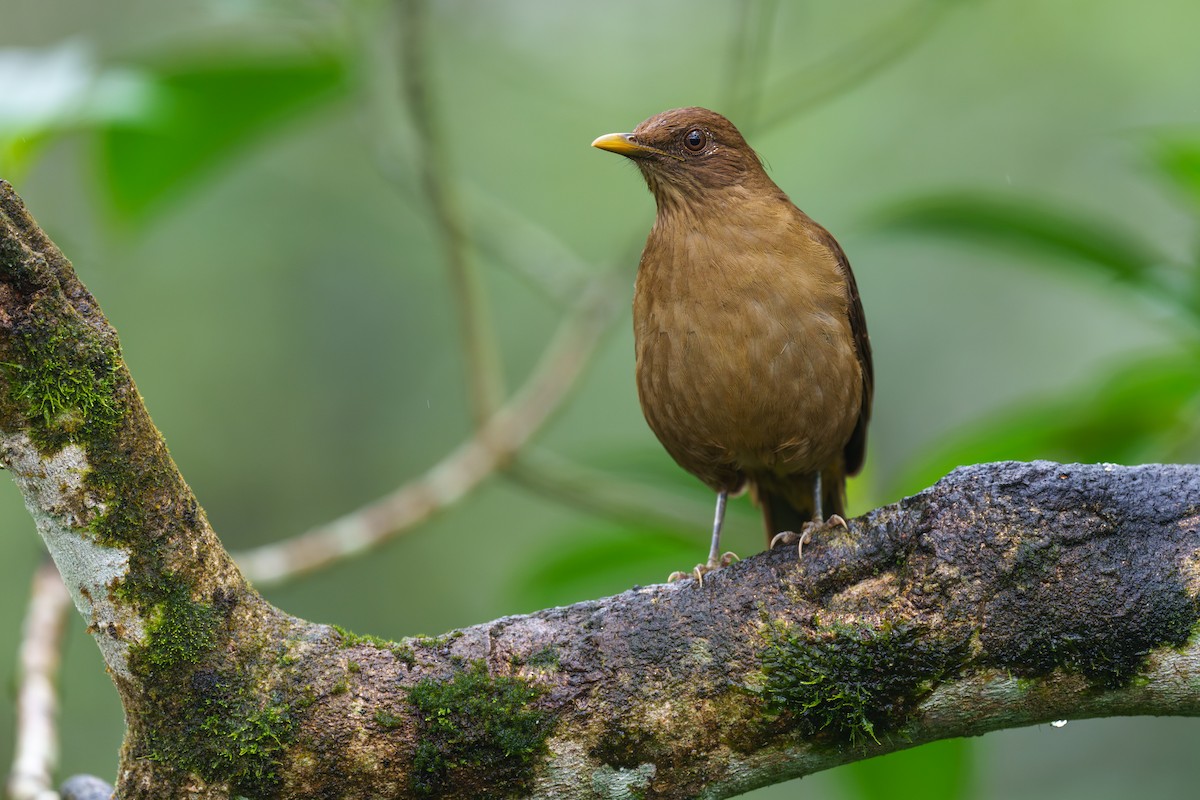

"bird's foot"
[769,528,812,558]
[770,515,848,559]
[667,552,738,586]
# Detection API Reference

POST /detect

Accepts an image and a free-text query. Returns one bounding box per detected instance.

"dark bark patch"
[953,463,1200,687]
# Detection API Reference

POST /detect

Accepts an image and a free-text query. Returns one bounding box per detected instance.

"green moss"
[588,720,659,770]
[198,691,293,790]
[144,673,295,797]
[333,624,391,649]
[759,619,967,745]
[0,300,122,451]
[407,660,555,799]
[0,234,41,289]
[393,644,416,667]
[120,572,292,797]
[87,493,138,548]
[523,646,560,671]
[375,709,403,729]
[129,575,218,673]
[413,631,463,649]
[333,625,419,665]
[295,686,318,709]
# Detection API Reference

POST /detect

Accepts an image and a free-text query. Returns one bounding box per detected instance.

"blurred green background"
[3,1,1200,798]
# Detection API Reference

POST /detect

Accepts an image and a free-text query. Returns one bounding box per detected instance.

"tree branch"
[4,179,1200,799]
[6,562,71,800]
[398,0,506,425]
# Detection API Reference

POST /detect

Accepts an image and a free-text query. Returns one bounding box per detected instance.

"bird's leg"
[706,489,729,568]
[769,475,848,558]
[698,490,739,580]
[813,473,824,521]
[668,490,737,584]
[815,474,850,531]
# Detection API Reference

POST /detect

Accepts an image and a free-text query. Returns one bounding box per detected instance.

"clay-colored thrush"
[592,107,873,581]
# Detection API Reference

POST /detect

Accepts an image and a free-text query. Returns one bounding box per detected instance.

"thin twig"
[758,0,954,133]
[721,0,781,134]
[398,0,506,425]
[6,562,72,800]
[235,277,622,585]
[721,0,755,124]
[353,4,595,307]
[466,184,597,305]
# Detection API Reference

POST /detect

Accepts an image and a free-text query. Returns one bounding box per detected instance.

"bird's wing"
[810,225,873,477]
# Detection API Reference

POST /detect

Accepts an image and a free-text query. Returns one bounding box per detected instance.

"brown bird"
[592,107,872,581]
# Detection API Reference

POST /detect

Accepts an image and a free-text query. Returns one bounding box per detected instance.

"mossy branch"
[4,179,1200,799]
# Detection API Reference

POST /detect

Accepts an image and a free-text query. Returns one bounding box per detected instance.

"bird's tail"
[753,464,847,545]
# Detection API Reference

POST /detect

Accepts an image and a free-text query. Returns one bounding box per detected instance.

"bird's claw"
[770,528,812,558]
[770,515,848,559]
[710,551,738,570]
[666,552,738,586]
[667,565,712,585]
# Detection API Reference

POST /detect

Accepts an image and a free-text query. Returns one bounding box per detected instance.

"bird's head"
[592,107,775,211]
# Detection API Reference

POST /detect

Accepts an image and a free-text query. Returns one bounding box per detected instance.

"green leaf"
[877,193,1163,286]
[757,0,958,133]
[97,53,347,221]
[895,355,1200,497]
[0,41,156,178]
[841,738,974,800]
[1151,135,1200,211]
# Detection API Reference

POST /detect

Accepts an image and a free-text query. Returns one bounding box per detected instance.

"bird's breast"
[632,216,862,488]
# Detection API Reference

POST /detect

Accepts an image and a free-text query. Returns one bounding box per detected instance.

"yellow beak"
[591,132,659,158]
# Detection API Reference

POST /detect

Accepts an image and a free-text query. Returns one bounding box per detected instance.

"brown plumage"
[592,107,873,579]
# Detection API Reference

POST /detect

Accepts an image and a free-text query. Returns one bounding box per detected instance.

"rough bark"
[3,179,1200,800]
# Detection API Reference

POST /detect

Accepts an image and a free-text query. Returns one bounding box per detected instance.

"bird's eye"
[683,128,707,152]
